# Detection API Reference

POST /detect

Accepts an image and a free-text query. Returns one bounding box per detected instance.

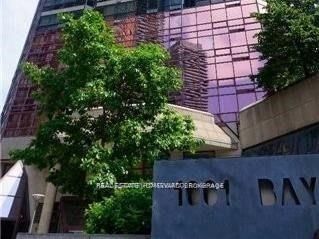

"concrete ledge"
[240,74,319,149]
[89,104,237,151]
[17,234,150,239]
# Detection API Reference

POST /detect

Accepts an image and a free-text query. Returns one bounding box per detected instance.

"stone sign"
[152,155,319,239]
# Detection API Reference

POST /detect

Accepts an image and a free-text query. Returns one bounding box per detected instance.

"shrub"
[85,187,152,234]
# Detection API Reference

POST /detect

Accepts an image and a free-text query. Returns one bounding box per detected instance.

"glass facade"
[1,0,266,137]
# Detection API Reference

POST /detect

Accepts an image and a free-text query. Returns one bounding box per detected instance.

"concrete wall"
[17,234,150,239]
[240,74,319,149]
[1,137,48,219]
[1,137,52,220]
[1,136,34,159]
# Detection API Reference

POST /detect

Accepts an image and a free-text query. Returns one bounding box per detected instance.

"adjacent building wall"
[239,74,319,150]
[1,137,50,220]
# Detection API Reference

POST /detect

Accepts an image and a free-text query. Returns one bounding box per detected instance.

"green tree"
[253,0,319,91]
[11,10,200,199]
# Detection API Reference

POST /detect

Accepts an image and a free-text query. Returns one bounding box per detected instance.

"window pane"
[219,86,236,95]
[246,30,258,44]
[227,6,242,20]
[212,9,227,22]
[234,60,252,77]
[182,13,196,26]
[198,36,213,50]
[170,15,182,28]
[197,10,211,24]
[208,96,220,113]
[251,59,264,75]
[214,34,230,48]
[220,94,238,113]
[216,63,234,78]
[238,93,256,110]
[230,32,246,47]
[242,4,258,18]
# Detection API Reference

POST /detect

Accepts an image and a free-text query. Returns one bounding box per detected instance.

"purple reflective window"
[197,5,210,12]
[208,96,220,114]
[216,55,232,63]
[219,79,235,86]
[227,6,242,20]
[207,64,217,79]
[183,25,197,33]
[214,34,230,48]
[159,2,264,126]
[208,88,218,96]
[245,22,261,30]
[251,59,264,75]
[214,21,227,28]
[219,86,236,95]
[230,32,247,47]
[212,9,227,22]
[198,36,213,50]
[208,80,218,87]
[182,13,196,26]
[221,113,237,122]
[206,51,215,57]
[245,17,258,24]
[212,2,226,10]
[233,60,252,77]
[213,27,228,35]
[256,91,266,100]
[242,0,257,4]
[235,77,252,85]
[170,28,182,34]
[236,84,254,91]
[242,4,258,18]
[238,93,257,110]
[197,10,211,24]
[249,52,261,59]
[164,15,170,29]
[217,63,234,78]
[246,30,258,44]
[232,46,248,54]
[170,15,182,28]
[216,48,230,55]
[220,94,238,113]
[198,23,212,31]
[183,7,194,14]
[229,19,244,26]
[182,31,197,39]
[198,29,212,37]
[187,37,198,45]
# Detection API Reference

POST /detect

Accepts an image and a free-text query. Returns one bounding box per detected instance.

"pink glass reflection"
[234,60,252,77]
[217,63,234,78]
[214,34,230,48]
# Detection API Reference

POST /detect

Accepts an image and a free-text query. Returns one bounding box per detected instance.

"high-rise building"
[0,0,266,236]
[1,0,266,138]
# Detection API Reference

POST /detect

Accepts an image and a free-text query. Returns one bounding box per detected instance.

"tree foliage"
[11,10,200,199]
[253,0,319,91]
